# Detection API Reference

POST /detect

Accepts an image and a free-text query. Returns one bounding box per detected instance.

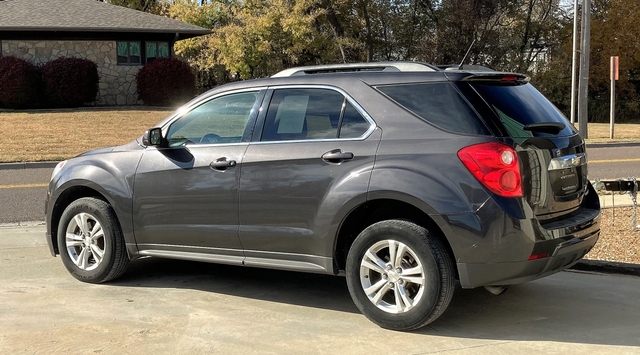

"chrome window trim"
[548,153,587,171]
[251,84,377,145]
[146,142,249,151]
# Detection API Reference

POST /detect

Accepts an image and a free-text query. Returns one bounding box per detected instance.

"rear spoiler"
[457,72,530,84]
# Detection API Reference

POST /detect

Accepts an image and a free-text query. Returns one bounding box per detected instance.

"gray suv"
[45,62,600,330]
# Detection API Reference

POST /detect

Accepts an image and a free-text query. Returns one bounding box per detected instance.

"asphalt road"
[0,167,51,224]
[587,145,640,180]
[1,225,639,354]
[0,145,638,225]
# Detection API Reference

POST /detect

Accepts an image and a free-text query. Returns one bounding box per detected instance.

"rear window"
[377,83,490,135]
[471,83,576,137]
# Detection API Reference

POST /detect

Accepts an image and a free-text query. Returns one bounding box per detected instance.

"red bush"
[136,58,195,106]
[0,56,40,109]
[41,57,99,107]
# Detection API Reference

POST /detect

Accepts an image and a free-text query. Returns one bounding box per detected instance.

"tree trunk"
[359,0,374,62]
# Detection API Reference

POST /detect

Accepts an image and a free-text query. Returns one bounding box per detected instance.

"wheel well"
[50,186,108,254]
[333,199,457,277]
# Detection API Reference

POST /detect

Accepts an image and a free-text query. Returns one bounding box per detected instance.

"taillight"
[457,142,523,197]
[501,75,519,83]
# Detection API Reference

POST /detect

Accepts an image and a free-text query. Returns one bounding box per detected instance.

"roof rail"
[271,61,439,77]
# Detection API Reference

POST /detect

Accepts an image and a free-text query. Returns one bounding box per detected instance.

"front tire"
[57,197,129,283]
[346,219,455,331]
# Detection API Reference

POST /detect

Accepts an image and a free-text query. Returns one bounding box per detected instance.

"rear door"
[237,86,379,272]
[462,79,587,221]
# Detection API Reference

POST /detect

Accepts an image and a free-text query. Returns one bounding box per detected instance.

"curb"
[586,142,640,148]
[570,259,640,277]
[0,222,637,277]
[0,161,58,170]
[0,106,173,113]
[0,221,46,228]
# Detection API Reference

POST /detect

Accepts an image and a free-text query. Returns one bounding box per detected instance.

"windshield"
[471,83,576,138]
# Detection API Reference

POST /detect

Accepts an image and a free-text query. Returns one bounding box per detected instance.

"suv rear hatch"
[460,74,588,222]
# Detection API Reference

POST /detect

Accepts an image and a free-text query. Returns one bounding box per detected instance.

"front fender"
[47,150,143,254]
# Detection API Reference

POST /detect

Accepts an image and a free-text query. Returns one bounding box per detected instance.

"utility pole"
[577,0,591,138]
[570,0,579,124]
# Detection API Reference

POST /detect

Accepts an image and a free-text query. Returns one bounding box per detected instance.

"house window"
[117,41,141,65]
[116,41,171,65]
[145,42,170,64]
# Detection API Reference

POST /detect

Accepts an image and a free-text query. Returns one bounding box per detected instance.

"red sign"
[611,56,619,81]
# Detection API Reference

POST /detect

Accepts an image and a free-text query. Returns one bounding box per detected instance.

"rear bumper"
[457,226,599,288]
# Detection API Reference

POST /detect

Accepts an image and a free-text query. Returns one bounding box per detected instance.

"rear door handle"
[210,158,237,171]
[322,150,354,163]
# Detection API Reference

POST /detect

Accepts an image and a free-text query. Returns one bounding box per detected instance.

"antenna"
[458,39,476,70]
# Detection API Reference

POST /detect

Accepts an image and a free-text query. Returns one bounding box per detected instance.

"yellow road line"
[0,159,635,188]
[589,158,640,164]
[0,183,49,189]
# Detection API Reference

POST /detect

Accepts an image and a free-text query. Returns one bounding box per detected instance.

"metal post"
[610,56,618,139]
[577,0,591,138]
[570,0,579,124]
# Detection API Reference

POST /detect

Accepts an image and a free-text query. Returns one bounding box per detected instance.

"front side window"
[166,91,260,147]
[261,88,371,141]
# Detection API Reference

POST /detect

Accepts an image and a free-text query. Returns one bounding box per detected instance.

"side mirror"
[142,127,164,147]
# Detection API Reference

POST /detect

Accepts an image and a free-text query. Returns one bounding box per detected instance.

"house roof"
[0,0,211,39]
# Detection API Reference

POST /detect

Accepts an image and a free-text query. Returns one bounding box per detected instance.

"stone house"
[0,0,210,105]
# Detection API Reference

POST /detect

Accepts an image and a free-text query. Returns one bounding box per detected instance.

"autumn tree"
[562,0,640,122]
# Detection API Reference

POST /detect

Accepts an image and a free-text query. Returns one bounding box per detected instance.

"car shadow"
[114,256,359,314]
[113,258,640,347]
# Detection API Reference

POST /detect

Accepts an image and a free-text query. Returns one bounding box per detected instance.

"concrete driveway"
[1,225,639,355]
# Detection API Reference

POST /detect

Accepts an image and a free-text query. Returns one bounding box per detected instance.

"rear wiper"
[523,122,565,134]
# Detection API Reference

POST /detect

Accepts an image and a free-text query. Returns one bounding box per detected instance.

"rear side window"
[339,102,370,138]
[261,88,372,141]
[377,83,490,135]
[471,83,576,137]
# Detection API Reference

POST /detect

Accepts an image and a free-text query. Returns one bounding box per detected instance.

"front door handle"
[322,150,354,163]
[210,158,237,171]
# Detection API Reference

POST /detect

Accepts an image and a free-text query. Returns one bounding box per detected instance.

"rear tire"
[345,219,455,331]
[57,197,129,283]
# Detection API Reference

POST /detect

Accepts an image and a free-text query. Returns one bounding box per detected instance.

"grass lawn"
[1,108,639,163]
[581,122,640,143]
[0,109,172,162]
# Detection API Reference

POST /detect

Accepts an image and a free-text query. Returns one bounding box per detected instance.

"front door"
[133,90,264,259]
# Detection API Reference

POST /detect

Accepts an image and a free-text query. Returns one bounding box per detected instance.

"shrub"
[136,58,195,106]
[0,56,40,109]
[41,57,99,108]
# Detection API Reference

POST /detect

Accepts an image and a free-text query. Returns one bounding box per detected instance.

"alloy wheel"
[359,239,426,313]
[65,212,106,271]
